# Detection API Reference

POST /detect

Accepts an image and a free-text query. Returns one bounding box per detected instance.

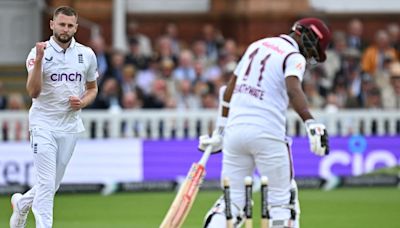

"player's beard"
[54,32,73,44]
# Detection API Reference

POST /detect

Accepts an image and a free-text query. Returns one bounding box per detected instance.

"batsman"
[199,18,331,228]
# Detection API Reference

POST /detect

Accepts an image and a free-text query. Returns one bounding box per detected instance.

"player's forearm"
[80,87,98,109]
[287,89,313,121]
[222,75,236,118]
[26,61,43,98]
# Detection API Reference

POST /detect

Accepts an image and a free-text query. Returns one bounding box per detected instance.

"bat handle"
[199,145,213,166]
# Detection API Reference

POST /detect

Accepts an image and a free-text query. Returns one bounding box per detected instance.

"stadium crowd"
[1,18,400,113]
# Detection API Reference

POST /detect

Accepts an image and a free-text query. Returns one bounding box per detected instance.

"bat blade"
[160,145,213,228]
[160,163,205,228]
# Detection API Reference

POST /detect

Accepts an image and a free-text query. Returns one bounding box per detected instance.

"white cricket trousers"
[17,128,79,228]
[222,124,296,223]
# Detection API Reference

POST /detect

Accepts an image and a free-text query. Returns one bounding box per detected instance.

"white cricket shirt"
[26,37,98,133]
[227,34,306,140]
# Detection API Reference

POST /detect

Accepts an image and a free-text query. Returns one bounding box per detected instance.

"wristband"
[221,101,230,108]
[304,119,315,125]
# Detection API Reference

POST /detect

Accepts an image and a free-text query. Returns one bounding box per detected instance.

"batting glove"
[198,130,223,154]
[304,119,330,156]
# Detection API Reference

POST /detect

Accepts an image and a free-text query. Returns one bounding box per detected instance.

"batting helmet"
[291,18,331,63]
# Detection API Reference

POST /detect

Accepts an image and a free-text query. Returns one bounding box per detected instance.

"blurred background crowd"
[85,18,400,113]
[1,1,400,115]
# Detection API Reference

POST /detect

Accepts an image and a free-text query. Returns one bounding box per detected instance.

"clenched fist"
[35,42,47,60]
[69,96,83,111]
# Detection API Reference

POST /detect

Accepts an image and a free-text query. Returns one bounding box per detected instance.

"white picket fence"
[0,109,399,141]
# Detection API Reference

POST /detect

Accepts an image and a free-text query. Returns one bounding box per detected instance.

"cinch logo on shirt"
[50,72,83,82]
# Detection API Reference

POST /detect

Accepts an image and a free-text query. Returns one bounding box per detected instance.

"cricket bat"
[160,145,213,228]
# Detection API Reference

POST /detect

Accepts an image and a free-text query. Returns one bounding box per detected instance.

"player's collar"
[279,34,299,50]
[49,36,76,53]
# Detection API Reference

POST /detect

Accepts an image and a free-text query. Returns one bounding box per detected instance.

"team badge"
[33,143,38,154]
[78,54,83,63]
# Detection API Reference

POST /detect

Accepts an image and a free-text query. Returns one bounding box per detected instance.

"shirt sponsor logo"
[262,42,284,55]
[50,72,83,81]
[45,56,53,62]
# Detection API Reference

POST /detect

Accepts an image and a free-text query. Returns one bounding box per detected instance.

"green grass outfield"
[1,187,399,227]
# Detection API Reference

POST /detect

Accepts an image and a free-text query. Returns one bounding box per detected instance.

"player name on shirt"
[234,83,265,100]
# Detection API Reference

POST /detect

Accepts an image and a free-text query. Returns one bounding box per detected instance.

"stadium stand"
[0,0,399,142]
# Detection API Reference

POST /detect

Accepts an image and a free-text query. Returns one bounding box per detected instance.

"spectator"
[142,78,172,109]
[0,81,7,109]
[192,39,213,69]
[222,38,239,62]
[193,80,211,102]
[364,86,382,109]
[323,31,348,91]
[127,21,153,57]
[125,37,151,70]
[358,74,377,107]
[106,50,126,84]
[346,18,366,51]
[193,59,206,84]
[89,35,110,82]
[203,51,230,86]
[382,61,400,109]
[2,93,26,141]
[120,91,143,137]
[340,48,362,79]
[304,66,328,97]
[331,77,349,108]
[88,77,122,138]
[160,58,178,98]
[361,30,398,76]
[345,63,363,107]
[136,57,159,95]
[387,23,400,57]
[200,90,217,109]
[91,78,122,111]
[199,82,217,109]
[175,79,201,110]
[163,22,184,56]
[172,49,197,83]
[201,23,224,64]
[324,93,340,113]
[154,35,178,67]
[303,78,324,109]
[122,91,143,109]
[121,64,140,94]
